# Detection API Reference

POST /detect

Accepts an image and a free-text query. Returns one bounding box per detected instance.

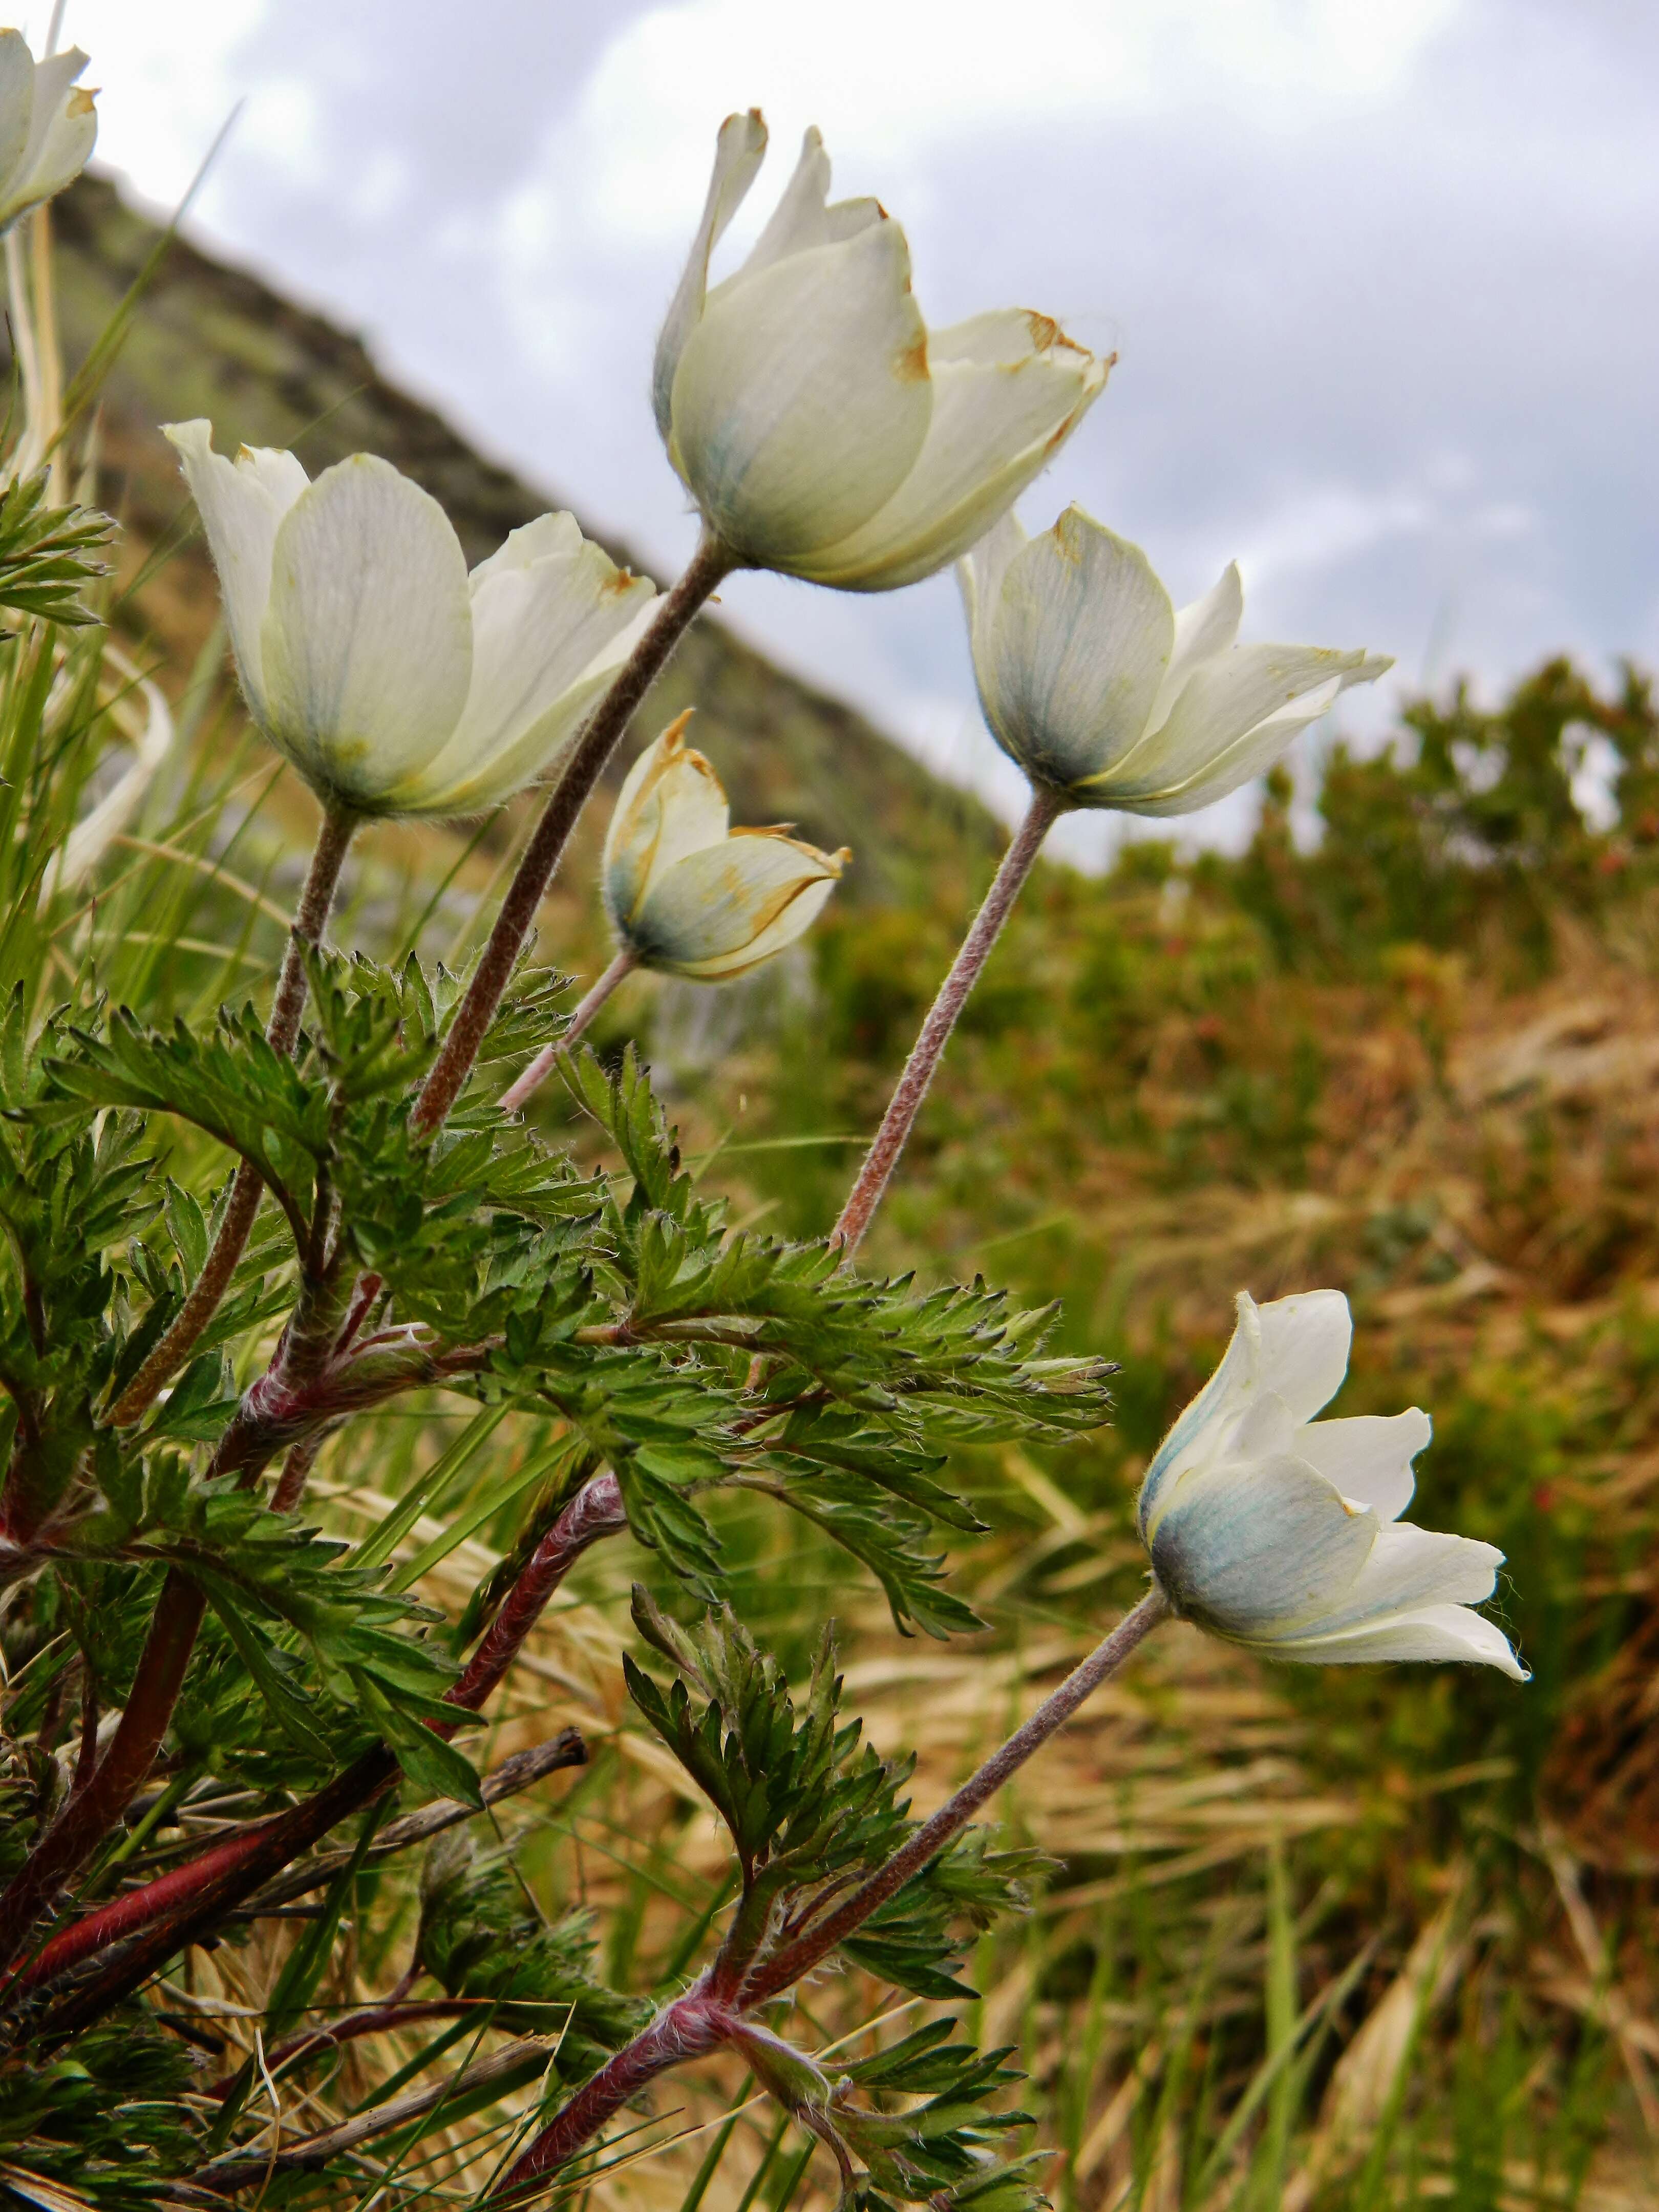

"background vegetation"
[9,177,1659,2209]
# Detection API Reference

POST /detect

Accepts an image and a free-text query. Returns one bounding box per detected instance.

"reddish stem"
[831,786,1060,1258]
[488,1590,1169,2199]
[0,1572,206,1976]
[17,1478,623,2013]
[109,804,358,1428]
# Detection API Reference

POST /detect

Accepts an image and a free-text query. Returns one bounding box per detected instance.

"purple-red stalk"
[830,786,1060,1258]
[488,1590,1169,2201]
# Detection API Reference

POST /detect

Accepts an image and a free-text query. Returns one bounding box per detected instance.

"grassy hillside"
[23,178,1659,2208]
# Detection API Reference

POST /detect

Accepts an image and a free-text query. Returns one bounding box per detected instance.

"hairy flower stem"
[490,1589,1170,2199]
[499,950,637,1113]
[15,1480,623,2015]
[414,537,735,1137]
[109,803,358,1428]
[831,785,1061,1257]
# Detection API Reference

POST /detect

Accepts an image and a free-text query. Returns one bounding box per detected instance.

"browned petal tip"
[896,331,929,383]
[660,707,696,751]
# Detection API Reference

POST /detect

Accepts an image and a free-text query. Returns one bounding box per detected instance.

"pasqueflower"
[165,421,658,817]
[0,34,97,232]
[1137,1289,1525,1675]
[961,505,1390,813]
[654,113,1107,591]
[604,713,847,980]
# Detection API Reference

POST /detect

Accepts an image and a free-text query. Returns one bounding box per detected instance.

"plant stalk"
[489,1588,1169,2198]
[414,537,734,1137]
[499,950,637,1114]
[110,803,358,1427]
[15,1479,623,2013]
[831,785,1061,1258]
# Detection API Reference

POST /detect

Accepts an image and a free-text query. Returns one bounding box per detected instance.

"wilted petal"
[164,420,309,724]
[802,312,1107,591]
[670,220,930,565]
[1299,1409,1431,1521]
[604,716,730,932]
[973,508,1172,791]
[634,831,845,979]
[1150,1453,1378,1639]
[261,454,472,804]
[653,109,767,445]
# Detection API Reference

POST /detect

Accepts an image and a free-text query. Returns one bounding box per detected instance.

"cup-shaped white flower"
[654,113,1107,593]
[1136,1290,1525,1676]
[961,506,1392,815]
[0,34,97,232]
[164,421,658,818]
[603,713,848,980]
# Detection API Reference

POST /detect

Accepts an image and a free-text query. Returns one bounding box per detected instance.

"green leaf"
[356,1672,482,1808]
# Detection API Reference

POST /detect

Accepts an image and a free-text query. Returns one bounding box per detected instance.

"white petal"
[1299,1409,1431,1521]
[1275,1519,1501,1639]
[1102,645,1389,813]
[1150,1453,1378,1638]
[1138,1289,1264,1542]
[670,219,930,565]
[391,524,656,814]
[799,314,1108,591]
[1144,562,1243,735]
[0,48,93,225]
[730,126,882,282]
[603,718,730,931]
[653,109,767,447]
[1263,1602,1526,1677]
[260,454,472,805]
[957,509,1026,661]
[1255,1289,1351,1419]
[972,508,1172,793]
[164,421,310,726]
[0,33,35,194]
[631,831,843,978]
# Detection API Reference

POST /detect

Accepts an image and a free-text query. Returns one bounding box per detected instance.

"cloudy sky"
[41,1,1659,859]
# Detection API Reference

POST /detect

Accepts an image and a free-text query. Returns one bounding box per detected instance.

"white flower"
[960,506,1392,814]
[164,421,658,818]
[1137,1290,1525,1676]
[603,713,847,980]
[654,113,1107,592]
[0,33,96,233]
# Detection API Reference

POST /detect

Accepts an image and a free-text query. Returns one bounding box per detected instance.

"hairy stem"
[490,1589,1169,2198]
[743,1586,1169,2001]
[499,950,637,1114]
[0,1571,207,1977]
[110,804,358,1427]
[14,1732,585,1998]
[15,1477,623,2012]
[831,785,1061,1258]
[414,538,735,1138]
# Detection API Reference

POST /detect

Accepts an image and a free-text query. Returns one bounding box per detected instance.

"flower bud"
[603,713,847,981]
[0,33,97,233]
[960,506,1392,814]
[1137,1290,1525,1676]
[164,421,658,818]
[655,113,1107,592]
